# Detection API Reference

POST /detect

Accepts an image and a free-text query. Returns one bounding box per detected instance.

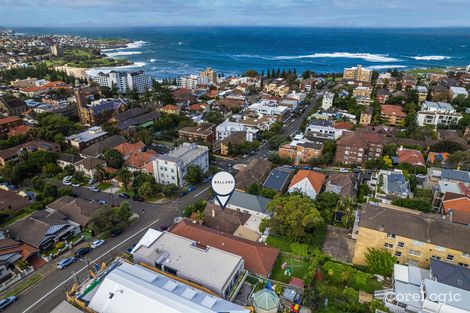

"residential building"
[416,86,428,103]
[216,120,256,142]
[383,261,470,313]
[202,203,252,236]
[417,101,463,127]
[373,169,412,201]
[0,237,38,269]
[352,203,470,268]
[0,140,60,167]
[75,89,128,126]
[86,261,249,313]
[381,105,406,126]
[248,100,289,119]
[199,67,218,84]
[131,229,244,298]
[218,131,248,156]
[46,196,100,228]
[376,88,391,104]
[343,65,372,83]
[0,97,27,115]
[171,220,279,277]
[65,126,109,150]
[124,149,158,173]
[178,75,199,90]
[402,75,417,89]
[178,123,216,145]
[321,92,334,111]
[335,130,385,165]
[80,135,126,158]
[0,116,22,139]
[354,95,372,106]
[56,153,83,169]
[442,193,470,225]
[91,70,151,93]
[109,107,159,131]
[160,104,181,115]
[278,138,323,165]
[397,147,426,167]
[450,86,468,99]
[74,157,106,179]
[306,120,344,140]
[0,189,30,213]
[325,173,358,198]
[288,170,326,199]
[235,159,272,192]
[359,106,373,126]
[153,143,209,187]
[226,190,272,218]
[7,124,31,137]
[353,86,372,98]
[6,208,81,251]
[263,166,295,193]
[427,152,449,165]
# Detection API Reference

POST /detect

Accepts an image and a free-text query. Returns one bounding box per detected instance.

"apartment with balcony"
[417,101,463,127]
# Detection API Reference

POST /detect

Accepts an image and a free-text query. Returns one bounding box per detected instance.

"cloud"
[1,0,470,27]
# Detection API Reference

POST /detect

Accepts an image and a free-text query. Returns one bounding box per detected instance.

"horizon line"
[5,25,470,29]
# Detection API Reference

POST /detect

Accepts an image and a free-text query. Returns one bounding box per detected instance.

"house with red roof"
[124,150,158,174]
[8,124,32,137]
[381,105,406,126]
[288,170,326,199]
[0,116,22,138]
[442,194,470,225]
[114,141,146,158]
[160,104,181,115]
[397,147,426,167]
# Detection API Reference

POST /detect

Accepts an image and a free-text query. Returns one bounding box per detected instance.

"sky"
[2,0,470,28]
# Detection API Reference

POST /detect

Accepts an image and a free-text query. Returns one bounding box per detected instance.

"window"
[458,262,469,268]
[387,233,396,239]
[447,255,455,261]
[412,240,424,247]
[397,242,405,248]
[431,255,441,260]
[463,252,470,258]
[384,243,393,249]
[408,249,422,257]
[395,251,402,257]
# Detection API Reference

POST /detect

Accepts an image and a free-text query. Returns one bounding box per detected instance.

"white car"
[63,176,73,181]
[339,168,349,173]
[72,183,81,187]
[91,240,106,249]
[62,181,72,186]
[91,186,100,192]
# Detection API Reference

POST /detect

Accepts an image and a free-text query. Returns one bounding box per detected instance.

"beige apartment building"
[343,65,372,83]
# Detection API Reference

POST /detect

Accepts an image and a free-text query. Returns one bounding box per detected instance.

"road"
[8,91,321,313]
[8,182,211,313]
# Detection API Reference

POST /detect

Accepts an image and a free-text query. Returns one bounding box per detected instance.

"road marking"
[193,187,209,198]
[22,218,160,313]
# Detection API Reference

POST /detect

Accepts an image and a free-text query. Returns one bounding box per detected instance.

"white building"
[216,120,257,141]
[416,101,463,127]
[87,261,249,313]
[152,143,209,187]
[306,120,345,140]
[179,75,199,90]
[248,100,289,117]
[449,86,468,99]
[65,126,108,150]
[321,92,334,111]
[91,70,151,93]
[131,229,244,298]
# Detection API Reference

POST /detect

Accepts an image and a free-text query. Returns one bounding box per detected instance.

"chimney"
[212,208,215,218]
[448,209,453,223]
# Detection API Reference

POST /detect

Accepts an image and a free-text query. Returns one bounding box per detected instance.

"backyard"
[270,254,312,283]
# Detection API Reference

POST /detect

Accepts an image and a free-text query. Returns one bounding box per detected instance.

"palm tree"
[194,210,204,225]
[117,168,131,192]
[338,195,356,227]
[95,164,107,183]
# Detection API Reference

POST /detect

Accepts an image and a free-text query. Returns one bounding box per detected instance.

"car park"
[0,296,17,311]
[75,247,91,258]
[91,240,105,249]
[57,257,76,269]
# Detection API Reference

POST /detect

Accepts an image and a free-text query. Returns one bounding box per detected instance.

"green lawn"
[0,209,34,227]
[4,273,43,297]
[266,235,292,252]
[270,255,311,283]
[406,67,445,74]
[96,182,112,191]
[117,187,134,196]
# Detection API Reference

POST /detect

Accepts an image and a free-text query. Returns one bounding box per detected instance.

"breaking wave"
[410,55,451,61]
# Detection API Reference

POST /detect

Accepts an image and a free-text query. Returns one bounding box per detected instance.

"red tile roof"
[114,141,145,156]
[162,104,179,111]
[443,196,470,225]
[124,150,157,168]
[334,121,354,130]
[289,170,326,193]
[381,105,406,117]
[398,148,425,167]
[8,125,31,137]
[0,116,21,125]
[170,219,279,277]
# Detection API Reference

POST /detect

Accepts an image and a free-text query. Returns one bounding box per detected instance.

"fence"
[0,266,35,292]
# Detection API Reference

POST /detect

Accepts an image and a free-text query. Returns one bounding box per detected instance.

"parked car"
[91,240,106,249]
[57,257,76,269]
[127,243,137,253]
[118,193,130,199]
[111,229,123,237]
[62,181,72,186]
[74,247,91,258]
[179,190,189,197]
[98,200,108,206]
[339,168,349,173]
[187,186,196,192]
[71,183,81,187]
[158,225,169,231]
[63,176,73,182]
[132,195,145,202]
[91,186,100,192]
[0,296,17,312]
[88,178,96,185]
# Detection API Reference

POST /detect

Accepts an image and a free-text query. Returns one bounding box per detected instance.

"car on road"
[179,190,189,197]
[339,168,349,173]
[202,175,213,183]
[91,186,100,192]
[57,257,76,269]
[111,229,123,237]
[127,243,137,253]
[98,200,108,205]
[88,178,96,185]
[62,180,72,186]
[118,193,130,199]
[187,185,196,192]
[158,225,169,231]
[132,195,145,202]
[0,296,17,311]
[72,182,81,187]
[91,240,106,249]
[75,247,91,258]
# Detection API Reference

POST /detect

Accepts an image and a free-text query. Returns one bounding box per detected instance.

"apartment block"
[343,65,372,83]
[417,101,463,127]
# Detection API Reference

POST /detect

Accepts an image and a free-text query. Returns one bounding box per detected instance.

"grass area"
[96,182,112,191]
[0,208,34,227]
[266,235,292,252]
[117,187,134,196]
[4,273,43,297]
[406,67,446,74]
[270,255,311,283]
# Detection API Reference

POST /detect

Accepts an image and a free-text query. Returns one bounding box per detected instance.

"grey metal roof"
[430,258,470,292]
[423,279,470,311]
[227,191,271,214]
[387,173,409,196]
[441,169,470,183]
[262,167,295,192]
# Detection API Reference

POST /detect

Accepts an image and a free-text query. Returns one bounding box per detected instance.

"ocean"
[15,27,470,78]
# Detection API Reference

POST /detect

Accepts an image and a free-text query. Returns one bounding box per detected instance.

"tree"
[302,70,314,79]
[365,248,396,276]
[383,155,393,168]
[95,163,108,182]
[103,149,123,169]
[315,192,340,220]
[42,163,59,176]
[243,70,259,77]
[162,184,178,196]
[31,176,45,191]
[447,151,470,170]
[267,194,324,242]
[42,183,58,199]
[267,134,290,149]
[58,186,73,197]
[430,140,465,153]
[204,111,225,125]
[185,165,204,185]
[138,181,155,198]
[247,183,261,195]
[117,168,131,191]
[115,201,133,221]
